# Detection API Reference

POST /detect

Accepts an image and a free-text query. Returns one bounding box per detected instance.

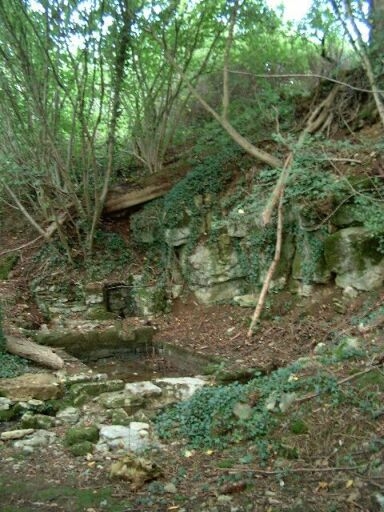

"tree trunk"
[6,336,64,370]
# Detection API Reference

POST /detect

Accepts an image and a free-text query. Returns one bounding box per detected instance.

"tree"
[329,0,384,126]
[124,0,229,173]
[0,0,131,259]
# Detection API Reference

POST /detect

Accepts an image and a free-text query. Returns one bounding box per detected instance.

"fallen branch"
[221,463,367,475]
[358,315,384,334]
[0,236,43,256]
[103,183,173,213]
[6,335,64,370]
[295,366,377,404]
[261,86,340,226]
[228,70,384,94]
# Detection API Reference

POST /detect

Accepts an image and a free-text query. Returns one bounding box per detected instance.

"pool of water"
[87,352,193,382]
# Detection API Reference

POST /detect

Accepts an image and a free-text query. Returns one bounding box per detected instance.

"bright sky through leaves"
[266,0,312,21]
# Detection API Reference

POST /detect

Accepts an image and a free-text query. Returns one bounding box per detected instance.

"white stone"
[56,406,81,425]
[13,430,56,450]
[233,294,258,307]
[96,423,152,453]
[1,429,34,441]
[154,377,207,401]
[124,381,162,398]
[165,226,191,246]
[0,397,12,411]
[342,286,358,299]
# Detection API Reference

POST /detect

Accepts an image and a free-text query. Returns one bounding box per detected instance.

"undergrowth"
[0,304,28,378]
[155,347,382,459]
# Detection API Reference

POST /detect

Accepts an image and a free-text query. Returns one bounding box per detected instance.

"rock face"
[0,373,63,401]
[181,236,247,304]
[25,183,384,318]
[324,227,384,290]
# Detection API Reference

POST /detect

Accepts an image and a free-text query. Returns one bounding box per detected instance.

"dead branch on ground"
[6,335,64,370]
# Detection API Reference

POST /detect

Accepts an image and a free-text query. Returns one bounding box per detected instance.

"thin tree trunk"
[247,168,285,336]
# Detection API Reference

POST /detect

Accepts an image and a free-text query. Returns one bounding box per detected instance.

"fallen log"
[103,183,172,214]
[6,336,64,370]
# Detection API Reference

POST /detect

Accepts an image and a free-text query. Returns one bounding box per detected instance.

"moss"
[0,408,15,422]
[64,425,99,446]
[324,227,383,273]
[68,441,95,457]
[111,408,131,425]
[20,413,55,429]
[289,418,309,435]
[355,371,384,391]
[69,380,125,402]
[85,307,116,321]
[134,326,155,344]
[0,254,19,279]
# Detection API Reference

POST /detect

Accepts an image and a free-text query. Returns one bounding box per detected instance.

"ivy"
[0,304,28,378]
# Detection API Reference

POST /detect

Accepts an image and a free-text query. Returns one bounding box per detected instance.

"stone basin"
[32,320,218,382]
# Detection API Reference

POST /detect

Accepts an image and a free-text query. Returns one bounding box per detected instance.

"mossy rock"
[64,425,99,446]
[85,307,116,321]
[68,441,95,457]
[0,407,16,422]
[324,227,384,290]
[134,285,168,316]
[69,380,125,403]
[111,407,131,425]
[20,413,55,430]
[292,230,331,284]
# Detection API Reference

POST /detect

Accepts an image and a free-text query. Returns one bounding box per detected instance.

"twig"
[296,366,378,404]
[0,236,43,256]
[326,158,362,163]
[222,464,367,475]
[300,194,355,232]
[227,70,384,94]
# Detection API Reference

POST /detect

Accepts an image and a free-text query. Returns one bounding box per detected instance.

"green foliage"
[164,144,239,229]
[286,165,347,205]
[156,361,309,450]
[33,230,131,282]
[0,304,28,378]
[156,346,383,454]
[289,417,309,435]
[352,196,384,252]
[130,199,166,247]
[85,231,132,280]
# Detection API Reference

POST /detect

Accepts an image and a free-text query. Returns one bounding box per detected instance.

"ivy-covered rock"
[132,276,168,316]
[324,227,384,290]
[69,380,125,405]
[292,230,331,284]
